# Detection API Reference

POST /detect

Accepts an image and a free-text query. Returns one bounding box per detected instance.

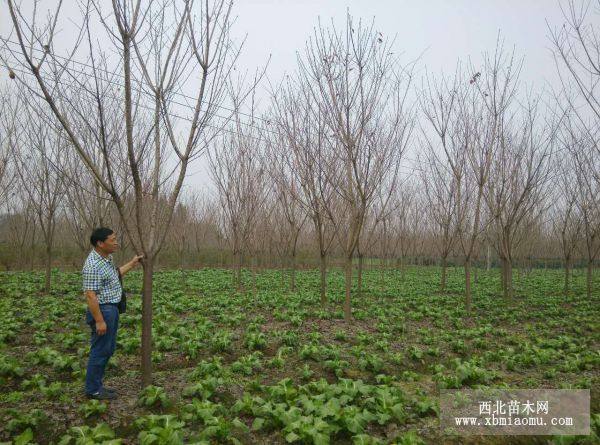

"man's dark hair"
[90,227,114,246]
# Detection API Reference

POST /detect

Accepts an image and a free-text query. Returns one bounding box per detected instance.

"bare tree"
[0,89,15,209]
[209,109,270,292]
[421,40,522,315]
[63,153,118,255]
[58,87,126,255]
[565,124,600,298]
[549,0,600,127]
[549,1,600,298]
[2,0,246,386]
[266,131,308,292]
[551,153,582,296]
[390,181,418,279]
[418,147,459,292]
[355,180,402,297]
[189,195,221,267]
[271,78,338,304]
[484,96,554,298]
[9,98,66,293]
[0,193,36,270]
[297,13,413,321]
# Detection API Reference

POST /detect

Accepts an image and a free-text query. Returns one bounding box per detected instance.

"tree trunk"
[344,255,352,322]
[357,253,364,297]
[251,256,257,295]
[504,259,514,299]
[29,226,36,271]
[290,254,296,293]
[235,251,242,292]
[500,256,507,296]
[586,260,593,298]
[141,259,154,387]
[509,260,514,298]
[441,255,448,292]
[464,257,472,316]
[319,253,327,305]
[486,244,491,271]
[44,242,52,294]
[564,258,571,297]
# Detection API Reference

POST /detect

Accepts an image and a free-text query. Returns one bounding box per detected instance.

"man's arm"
[85,290,107,335]
[118,255,143,277]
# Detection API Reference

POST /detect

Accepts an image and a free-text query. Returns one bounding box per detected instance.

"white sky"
[189,0,569,193]
[1,0,574,194]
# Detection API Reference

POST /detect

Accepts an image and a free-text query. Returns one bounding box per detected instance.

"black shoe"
[86,388,117,400]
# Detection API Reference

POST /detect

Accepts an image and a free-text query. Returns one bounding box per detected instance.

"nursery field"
[0,267,598,445]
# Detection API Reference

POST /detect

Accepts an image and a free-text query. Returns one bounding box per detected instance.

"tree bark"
[464,258,472,315]
[586,261,593,298]
[500,256,507,296]
[251,256,257,295]
[441,255,448,292]
[234,251,242,292]
[503,258,514,299]
[290,254,296,293]
[357,253,364,297]
[344,255,352,322]
[29,226,36,271]
[141,259,154,387]
[44,242,52,294]
[564,258,571,297]
[319,253,327,305]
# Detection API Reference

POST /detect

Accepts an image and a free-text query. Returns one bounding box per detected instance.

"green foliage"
[231,352,263,376]
[183,376,223,400]
[244,331,267,351]
[78,400,108,419]
[40,382,64,399]
[390,431,425,445]
[12,428,35,445]
[182,400,248,443]
[134,415,184,445]
[434,358,498,389]
[210,330,233,353]
[58,423,121,445]
[358,353,384,373]
[20,374,46,391]
[138,386,171,408]
[267,347,292,369]
[231,377,415,444]
[1,266,598,444]
[6,409,46,434]
[0,354,24,378]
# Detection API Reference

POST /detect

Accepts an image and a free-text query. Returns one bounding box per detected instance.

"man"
[83,227,143,400]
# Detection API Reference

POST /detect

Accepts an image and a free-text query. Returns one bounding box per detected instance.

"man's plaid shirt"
[82,249,122,304]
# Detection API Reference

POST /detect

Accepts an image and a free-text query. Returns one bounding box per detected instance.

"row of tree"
[0,0,598,386]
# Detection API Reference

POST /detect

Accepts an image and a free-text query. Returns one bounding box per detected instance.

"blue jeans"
[85,304,119,395]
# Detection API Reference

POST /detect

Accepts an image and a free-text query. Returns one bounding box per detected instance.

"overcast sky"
[0,0,575,193]
[233,0,565,87]
[198,0,570,190]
